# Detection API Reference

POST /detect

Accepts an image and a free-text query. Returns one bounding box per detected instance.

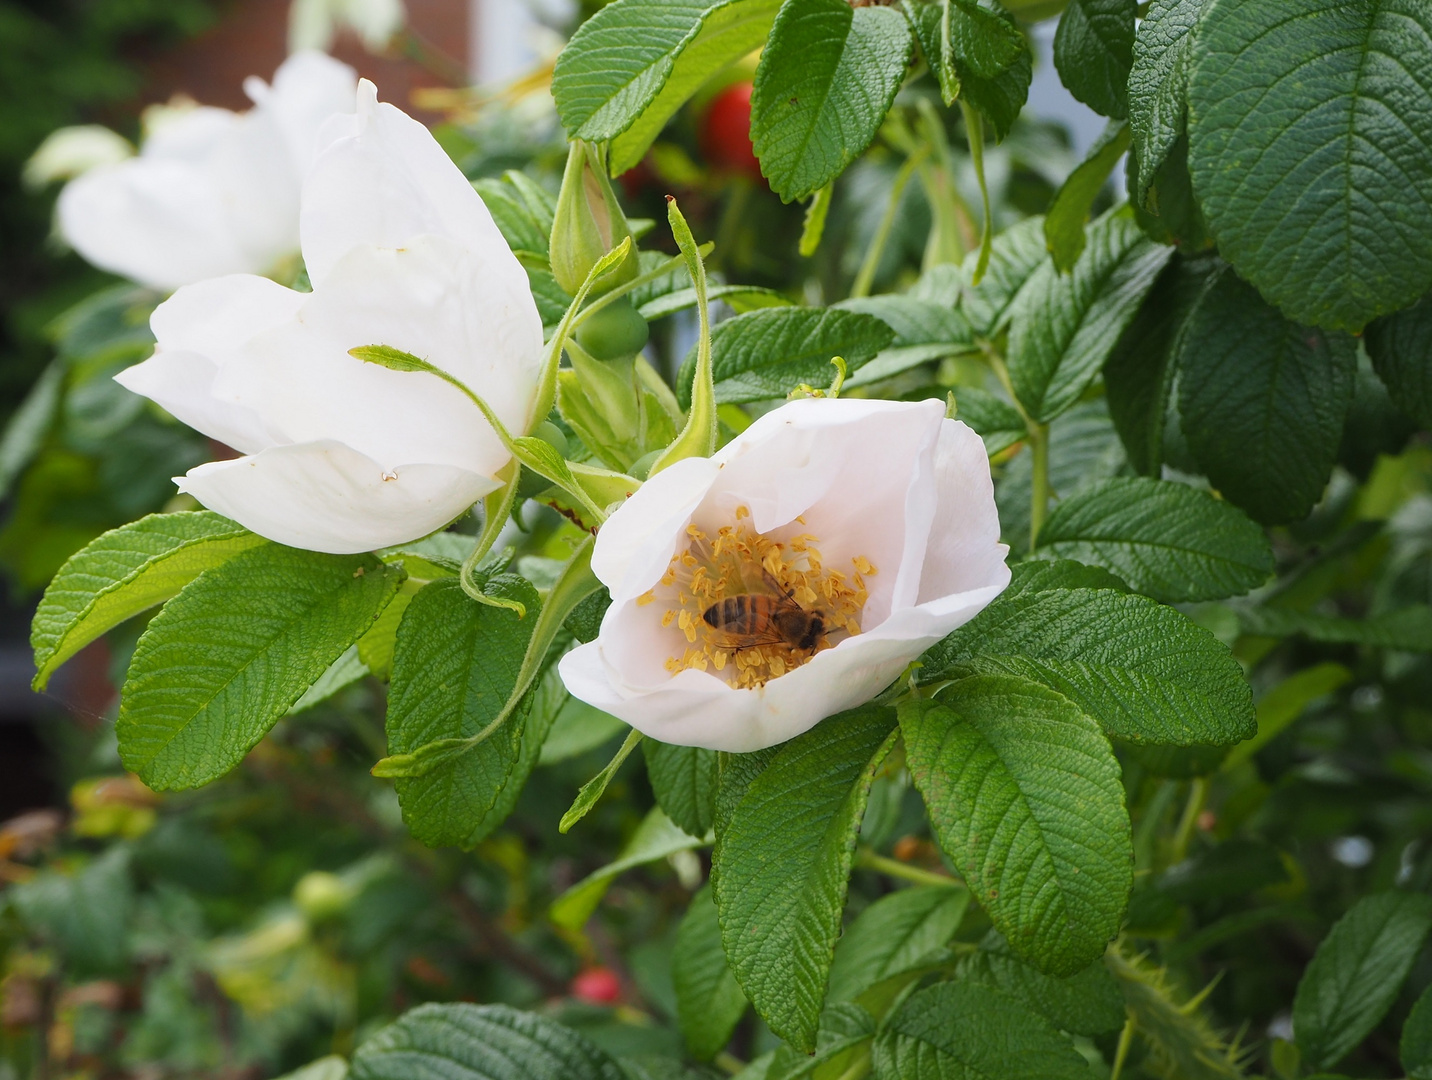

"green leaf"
[350,1002,625,1080]
[560,728,645,833]
[836,294,977,386]
[475,177,552,258]
[1176,269,1357,524]
[1221,663,1350,771]
[1033,476,1273,602]
[637,285,792,323]
[952,386,1026,456]
[1293,891,1432,1071]
[678,307,894,406]
[1102,252,1219,476]
[645,741,718,838]
[751,0,913,202]
[274,1056,348,1080]
[476,660,566,836]
[1235,604,1432,651]
[288,646,368,714]
[610,0,783,174]
[556,0,717,141]
[539,697,627,764]
[713,705,897,1051]
[117,547,403,790]
[32,511,264,690]
[826,885,970,1005]
[1008,210,1173,422]
[1127,0,1204,203]
[945,0,1024,78]
[873,980,1094,1080]
[1366,296,1432,428]
[1186,0,1432,331]
[1044,121,1131,273]
[674,884,748,1061]
[900,678,1132,976]
[1403,982,1432,1080]
[907,3,1032,142]
[921,560,1255,746]
[550,807,704,930]
[766,1002,876,1079]
[385,576,541,849]
[1053,0,1135,119]
[958,930,1127,1037]
[1157,838,1288,905]
[958,216,1048,338]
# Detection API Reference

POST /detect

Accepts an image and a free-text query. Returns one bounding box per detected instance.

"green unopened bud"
[550,140,638,296]
[575,297,649,361]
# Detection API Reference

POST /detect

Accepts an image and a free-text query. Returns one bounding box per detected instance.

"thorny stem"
[851,147,928,299]
[855,846,963,889]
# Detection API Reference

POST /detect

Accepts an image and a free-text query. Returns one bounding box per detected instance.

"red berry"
[571,967,622,1004]
[701,82,763,181]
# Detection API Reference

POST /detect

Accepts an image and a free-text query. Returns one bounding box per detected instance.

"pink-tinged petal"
[176,441,494,553]
[919,419,1011,601]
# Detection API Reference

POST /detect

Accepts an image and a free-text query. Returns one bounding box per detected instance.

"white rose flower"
[56,51,357,291]
[113,79,544,554]
[558,397,1011,752]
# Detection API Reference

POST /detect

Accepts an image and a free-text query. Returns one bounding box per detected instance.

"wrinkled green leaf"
[386,576,541,849]
[645,741,719,838]
[1186,0,1432,331]
[678,307,893,406]
[1177,270,1357,524]
[674,884,748,1061]
[713,706,897,1051]
[1127,0,1205,202]
[1034,476,1273,602]
[1044,120,1131,272]
[1053,0,1135,119]
[551,807,704,930]
[901,678,1131,975]
[826,885,969,1005]
[922,560,1254,746]
[958,931,1127,1037]
[1366,296,1432,429]
[874,980,1094,1080]
[1008,210,1173,422]
[350,1002,625,1080]
[118,547,403,790]
[1293,891,1432,1071]
[751,0,913,201]
[32,511,264,690]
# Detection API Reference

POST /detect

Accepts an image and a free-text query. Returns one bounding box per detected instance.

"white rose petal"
[56,52,357,291]
[115,79,544,553]
[559,397,1011,751]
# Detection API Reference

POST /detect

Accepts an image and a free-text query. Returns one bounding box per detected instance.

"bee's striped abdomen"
[703,593,776,635]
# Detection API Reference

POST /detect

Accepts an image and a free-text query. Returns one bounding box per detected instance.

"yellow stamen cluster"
[635,506,874,690]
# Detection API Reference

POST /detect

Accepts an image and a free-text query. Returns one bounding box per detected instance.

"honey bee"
[701,570,827,653]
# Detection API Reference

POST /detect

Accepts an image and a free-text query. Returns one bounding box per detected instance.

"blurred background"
[0,2,1120,1076]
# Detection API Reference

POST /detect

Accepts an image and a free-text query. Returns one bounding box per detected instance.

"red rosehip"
[701,82,763,181]
[571,967,622,1004]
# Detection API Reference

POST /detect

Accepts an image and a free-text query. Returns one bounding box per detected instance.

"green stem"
[1109,1017,1136,1080]
[649,197,716,475]
[713,1052,745,1076]
[851,147,927,299]
[1029,421,1049,550]
[855,847,963,889]
[833,1043,873,1080]
[1170,777,1208,865]
[958,100,993,285]
[570,242,715,330]
[460,467,524,614]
